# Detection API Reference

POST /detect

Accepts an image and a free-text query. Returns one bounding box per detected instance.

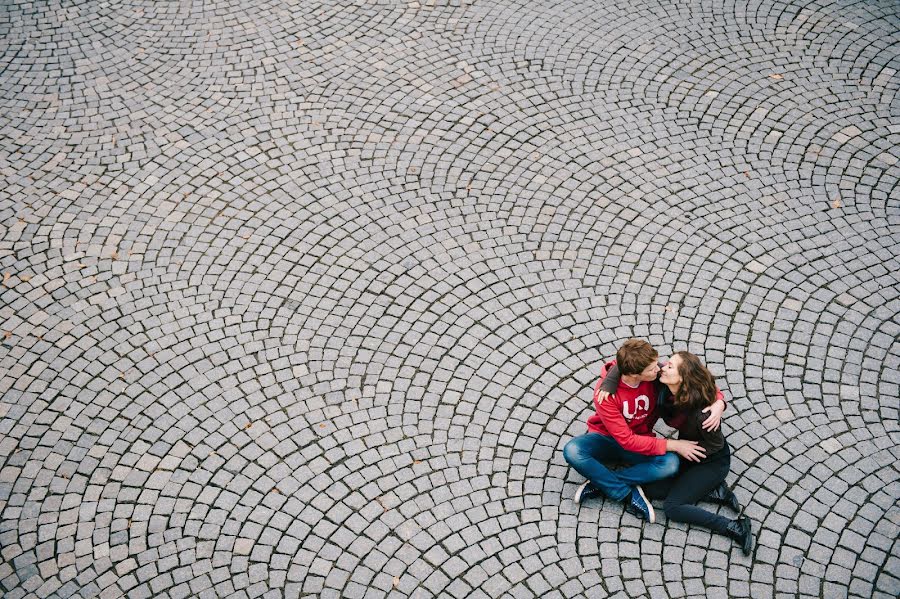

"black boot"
[725,515,753,556]
[706,482,741,512]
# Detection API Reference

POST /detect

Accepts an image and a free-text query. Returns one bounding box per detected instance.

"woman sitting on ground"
[600,351,753,555]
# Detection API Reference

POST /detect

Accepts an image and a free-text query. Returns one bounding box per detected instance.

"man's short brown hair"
[616,339,658,375]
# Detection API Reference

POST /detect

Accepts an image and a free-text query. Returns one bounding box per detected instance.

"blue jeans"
[563,433,680,501]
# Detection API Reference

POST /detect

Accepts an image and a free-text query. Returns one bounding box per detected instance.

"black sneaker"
[624,485,655,523]
[574,480,603,504]
[707,482,741,512]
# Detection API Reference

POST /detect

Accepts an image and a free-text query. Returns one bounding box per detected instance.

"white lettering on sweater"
[622,395,650,421]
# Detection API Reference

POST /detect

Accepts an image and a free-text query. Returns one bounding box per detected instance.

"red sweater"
[587,360,667,455]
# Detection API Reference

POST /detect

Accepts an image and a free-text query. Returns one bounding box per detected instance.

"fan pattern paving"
[1,0,898,598]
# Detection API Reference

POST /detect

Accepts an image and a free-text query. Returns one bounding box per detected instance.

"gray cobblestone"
[2,1,899,599]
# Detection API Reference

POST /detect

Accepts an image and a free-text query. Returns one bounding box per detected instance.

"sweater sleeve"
[715,386,726,408]
[597,396,667,455]
[693,410,725,454]
[599,364,620,394]
[658,391,680,427]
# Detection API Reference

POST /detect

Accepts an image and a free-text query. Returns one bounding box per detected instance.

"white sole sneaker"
[634,485,656,523]
[574,480,593,504]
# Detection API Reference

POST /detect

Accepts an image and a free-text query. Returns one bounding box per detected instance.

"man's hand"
[597,390,613,404]
[667,439,706,462]
[701,399,726,431]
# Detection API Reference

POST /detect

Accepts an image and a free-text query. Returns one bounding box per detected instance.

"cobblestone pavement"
[1,0,898,598]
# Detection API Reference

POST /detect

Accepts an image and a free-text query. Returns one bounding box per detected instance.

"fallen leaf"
[2,273,10,286]
[769,73,783,80]
[20,274,31,282]
[744,171,750,178]
[832,198,842,209]
[4,331,12,339]
[453,73,472,87]
[413,460,422,465]
[245,422,252,429]
[393,577,400,588]
[111,251,119,260]
[319,423,327,428]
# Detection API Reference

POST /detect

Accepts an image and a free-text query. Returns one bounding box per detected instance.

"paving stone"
[1,1,898,598]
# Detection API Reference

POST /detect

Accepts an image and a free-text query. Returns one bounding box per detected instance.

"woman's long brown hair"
[672,351,717,409]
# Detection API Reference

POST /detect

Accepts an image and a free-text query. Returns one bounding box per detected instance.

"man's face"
[637,360,660,381]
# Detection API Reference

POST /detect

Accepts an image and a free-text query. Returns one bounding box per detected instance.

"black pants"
[642,444,731,534]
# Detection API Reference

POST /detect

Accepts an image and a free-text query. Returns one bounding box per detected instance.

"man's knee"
[657,452,680,478]
[563,437,587,466]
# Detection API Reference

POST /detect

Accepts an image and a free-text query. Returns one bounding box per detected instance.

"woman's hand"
[597,390,612,404]
[701,399,726,431]
[667,439,706,462]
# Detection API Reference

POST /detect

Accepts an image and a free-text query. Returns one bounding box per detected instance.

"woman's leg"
[642,471,678,502]
[662,450,732,534]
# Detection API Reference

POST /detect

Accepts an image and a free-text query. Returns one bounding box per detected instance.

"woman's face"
[660,354,682,386]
